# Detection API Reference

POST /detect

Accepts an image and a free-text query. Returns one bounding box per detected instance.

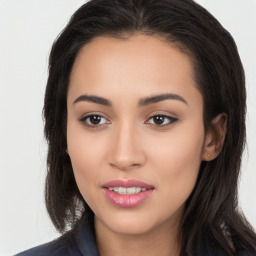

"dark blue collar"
[75,215,100,256]
[74,215,226,256]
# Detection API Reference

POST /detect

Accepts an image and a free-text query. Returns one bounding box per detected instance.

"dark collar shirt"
[15,216,254,256]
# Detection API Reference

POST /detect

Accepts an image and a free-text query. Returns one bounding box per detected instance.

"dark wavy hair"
[43,0,256,255]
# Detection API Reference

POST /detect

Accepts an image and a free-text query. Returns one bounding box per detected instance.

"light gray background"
[0,1,255,255]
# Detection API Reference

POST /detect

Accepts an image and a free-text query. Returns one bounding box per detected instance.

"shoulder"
[14,231,82,256]
[238,249,256,256]
[14,214,99,256]
[197,240,256,256]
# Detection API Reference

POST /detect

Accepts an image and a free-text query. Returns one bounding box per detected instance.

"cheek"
[66,122,105,198]
[157,132,203,172]
[67,116,107,166]
[148,122,205,194]
[67,136,105,214]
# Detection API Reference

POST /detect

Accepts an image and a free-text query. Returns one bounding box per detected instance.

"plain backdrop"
[0,1,255,255]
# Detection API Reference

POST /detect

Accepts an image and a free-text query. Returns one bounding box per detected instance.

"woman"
[16,0,256,255]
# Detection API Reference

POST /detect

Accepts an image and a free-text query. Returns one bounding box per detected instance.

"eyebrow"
[73,93,188,107]
[73,95,112,106]
[138,93,188,106]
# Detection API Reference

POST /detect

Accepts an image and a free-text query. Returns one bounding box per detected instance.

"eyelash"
[79,114,178,128]
[146,115,178,127]
[79,114,109,129]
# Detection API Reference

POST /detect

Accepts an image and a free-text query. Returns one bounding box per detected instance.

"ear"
[201,113,227,161]
[66,148,69,155]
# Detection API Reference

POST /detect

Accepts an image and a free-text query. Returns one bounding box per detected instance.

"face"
[67,34,207,236]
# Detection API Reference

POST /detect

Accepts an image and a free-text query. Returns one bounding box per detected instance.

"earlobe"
[202,113,227,161]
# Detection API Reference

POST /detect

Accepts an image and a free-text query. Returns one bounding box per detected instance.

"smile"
[102,179,154,207]
[108,187,147,194]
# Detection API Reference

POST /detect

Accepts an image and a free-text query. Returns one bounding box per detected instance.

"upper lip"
[102,179,154,189]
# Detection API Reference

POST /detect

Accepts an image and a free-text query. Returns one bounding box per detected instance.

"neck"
[95,217,181,256]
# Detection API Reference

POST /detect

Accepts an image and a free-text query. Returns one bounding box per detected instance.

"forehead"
[68,34,202,109]
[71,34,194,80]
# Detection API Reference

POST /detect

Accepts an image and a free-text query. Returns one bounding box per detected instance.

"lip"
[102,179,154,189]
[102,179,154,208]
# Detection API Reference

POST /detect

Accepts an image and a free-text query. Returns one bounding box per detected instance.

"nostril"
[108,134,146,170]
[110,162,143,171]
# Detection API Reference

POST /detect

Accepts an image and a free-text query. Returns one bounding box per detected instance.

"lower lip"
[103,188,153,208]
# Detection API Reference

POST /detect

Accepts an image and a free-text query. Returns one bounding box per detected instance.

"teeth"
[119,187,126,194]
[108,187,147,194]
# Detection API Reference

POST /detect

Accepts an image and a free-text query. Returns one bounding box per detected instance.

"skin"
[66,34,226,256]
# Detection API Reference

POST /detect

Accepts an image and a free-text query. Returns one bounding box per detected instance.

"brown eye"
[153,116,165,125]
[88,115,102,125]
[80,115,109,127]
[147,115,178,126]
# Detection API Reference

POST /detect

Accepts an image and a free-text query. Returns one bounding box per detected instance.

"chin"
[110,220,155,236]
[95,210,162,236]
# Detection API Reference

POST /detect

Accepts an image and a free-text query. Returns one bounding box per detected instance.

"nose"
[108,122,146,171]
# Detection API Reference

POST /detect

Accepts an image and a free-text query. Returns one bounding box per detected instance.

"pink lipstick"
[102,179,154,208]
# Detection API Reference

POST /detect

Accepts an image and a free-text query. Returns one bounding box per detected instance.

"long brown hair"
[43,0,256,255]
